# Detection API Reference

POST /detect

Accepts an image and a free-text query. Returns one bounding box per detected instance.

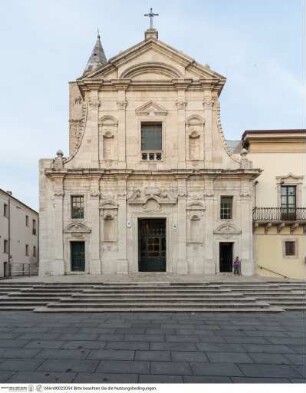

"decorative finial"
[97,28,100,39]
[144,7,159,29]
[56,149,64,157]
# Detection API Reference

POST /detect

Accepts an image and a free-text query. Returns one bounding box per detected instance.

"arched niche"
[98,116,118,161]
[103,213,117,242]
[189,214,201,243]
[186,115,205,161]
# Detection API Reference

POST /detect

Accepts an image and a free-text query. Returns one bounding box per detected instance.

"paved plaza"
[0,311,304,383]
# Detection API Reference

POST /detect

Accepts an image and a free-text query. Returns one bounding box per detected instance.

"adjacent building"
[242,130,306,279]
[0,189,39,277]
[39,27,260,277]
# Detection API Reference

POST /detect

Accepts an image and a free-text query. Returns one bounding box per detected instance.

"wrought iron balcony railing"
[141,151,162,161]
[253,207,306,221]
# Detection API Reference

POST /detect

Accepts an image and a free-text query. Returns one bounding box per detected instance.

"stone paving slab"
[0,311,304,383]
[237,364,302,379]
[74,373,138,383]
[6,372,77,383]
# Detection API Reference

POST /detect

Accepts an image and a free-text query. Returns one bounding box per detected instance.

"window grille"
[220,196,233,219]
[71,196,84,219]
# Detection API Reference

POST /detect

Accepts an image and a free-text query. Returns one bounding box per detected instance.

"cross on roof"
[144,8,159,29]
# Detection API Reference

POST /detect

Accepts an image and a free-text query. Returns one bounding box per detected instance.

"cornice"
[45,168,262,180]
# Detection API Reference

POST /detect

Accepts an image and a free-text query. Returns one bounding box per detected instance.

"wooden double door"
[138,219,166,272]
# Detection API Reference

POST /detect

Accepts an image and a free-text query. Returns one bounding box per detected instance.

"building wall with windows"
[39,28,260,277]
[0,189,39,278]
[242,130,306,279]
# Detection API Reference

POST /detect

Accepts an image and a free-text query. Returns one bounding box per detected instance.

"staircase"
[0,281,305,312]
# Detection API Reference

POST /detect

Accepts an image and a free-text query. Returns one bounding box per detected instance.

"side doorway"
[219,242,233,273]
[71,241,85,272]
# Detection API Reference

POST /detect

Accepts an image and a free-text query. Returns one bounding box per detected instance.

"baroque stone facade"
[39,28,260,276]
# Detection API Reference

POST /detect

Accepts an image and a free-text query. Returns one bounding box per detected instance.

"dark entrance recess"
[71,241,85,272]
[138,219,166,272]
[3,262,9,277]
[219,242,233,272]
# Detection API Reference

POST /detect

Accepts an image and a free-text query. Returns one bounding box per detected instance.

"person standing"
[233,257,241,275]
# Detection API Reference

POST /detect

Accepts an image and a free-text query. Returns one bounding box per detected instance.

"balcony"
[253,208,306,222]
[141,151,162,161]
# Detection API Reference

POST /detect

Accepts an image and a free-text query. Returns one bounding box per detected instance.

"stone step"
[33,306,283,313]
[56,297,260,304]
[280,305,306,310]
[269,301,306,306]
[0,301,49,306]
[46,301,270,308]
[69,294,243,299]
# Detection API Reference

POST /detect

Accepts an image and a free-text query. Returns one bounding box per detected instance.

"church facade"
[39,27,260,277]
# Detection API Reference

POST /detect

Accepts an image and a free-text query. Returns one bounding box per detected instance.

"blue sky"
[0,0,304,210]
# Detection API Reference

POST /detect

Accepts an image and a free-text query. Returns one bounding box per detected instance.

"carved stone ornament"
[53,191,65,197]
[135,101,168,116]
[128,188,177,206]
[117,100,128,110]
[213,223,241,236]
[89,99,101,109]
[100,200,118,210]
[90,191,100,198]
[64,222,91,234]
[202,98,214,109]
[176,100,187,110]
[187,200,206,211]
[74,96,82,105]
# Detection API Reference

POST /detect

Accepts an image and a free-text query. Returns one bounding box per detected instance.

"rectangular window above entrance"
[71,195,84,219]
[220,196,233,220]
[141,122,162,161]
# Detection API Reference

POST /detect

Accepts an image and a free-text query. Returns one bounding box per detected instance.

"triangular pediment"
[80,38,225,83]
[135,101,168,116]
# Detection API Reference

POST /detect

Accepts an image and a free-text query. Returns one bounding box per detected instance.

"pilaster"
[203,178,216,274]
[87,90,100,167]
[203,90,214,166]
[116,174,129,273]
[52,175,65,275]
[88,175,101,274]
[176,88,187,167]
[175,175,188,274]
[239,181,254,275]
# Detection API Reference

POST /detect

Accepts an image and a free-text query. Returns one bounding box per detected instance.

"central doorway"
[71,241,85,272]
[138,219,166,272]
[219,242,233,272]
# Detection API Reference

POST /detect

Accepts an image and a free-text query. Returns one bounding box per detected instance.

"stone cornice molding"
[45,168,262,180]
